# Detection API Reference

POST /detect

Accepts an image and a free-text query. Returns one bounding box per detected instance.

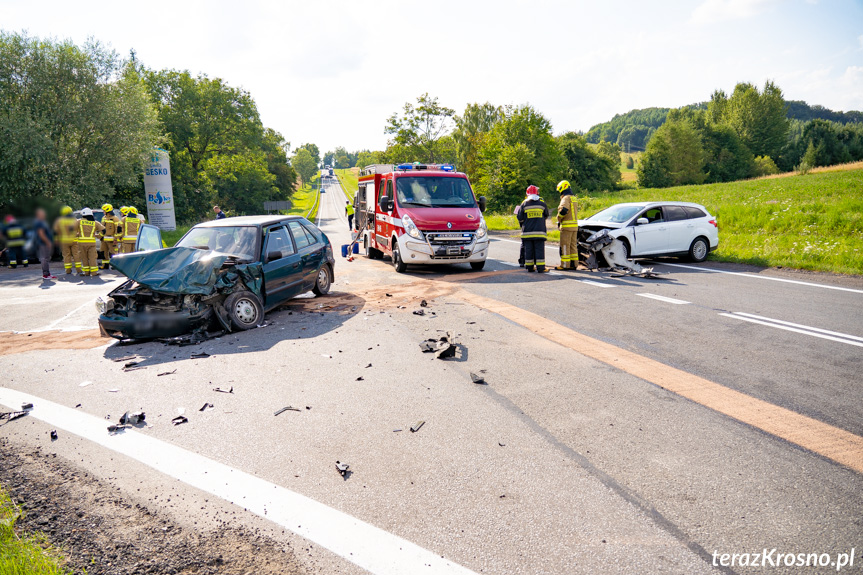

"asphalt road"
[1,181,861,574]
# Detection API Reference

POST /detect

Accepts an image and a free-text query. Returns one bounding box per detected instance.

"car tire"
[392,241,407,273]
[619,238,630,260]
[223,291,263,331]
[688,237,709,262]
[313,264,332,296]
[470,261,486,271]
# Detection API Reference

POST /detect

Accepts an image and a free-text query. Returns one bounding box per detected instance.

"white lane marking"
[0,388,478,575]
[491,237,557,252]
[659,262,863,295]
[637,293,690,305]
[579,280,615,288]
[719,313,863,348]
[38,300,94,332]
[494,260,518,267]
[732,312,863,343]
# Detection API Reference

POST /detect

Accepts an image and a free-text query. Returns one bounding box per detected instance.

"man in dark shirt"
[214,206,227,220]
[34,208,55,279]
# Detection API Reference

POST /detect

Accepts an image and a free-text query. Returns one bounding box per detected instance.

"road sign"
[144,148,176,231]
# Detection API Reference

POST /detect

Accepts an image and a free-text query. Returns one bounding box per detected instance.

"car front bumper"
[398,234,490,264]
[98,310,204,340]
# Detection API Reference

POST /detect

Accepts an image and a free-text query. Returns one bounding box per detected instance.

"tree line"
[0,31,297,222]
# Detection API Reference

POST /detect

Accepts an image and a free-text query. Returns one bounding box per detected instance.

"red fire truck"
[352,163,489,272]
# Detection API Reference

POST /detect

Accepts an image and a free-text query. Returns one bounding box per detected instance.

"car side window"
[138,226,162,251]
[664,206,688,221]
[642,208,664,223]
[265,226,295,257]
[684,207,707,219]
[288,221,312,250]
[300,223,320,245]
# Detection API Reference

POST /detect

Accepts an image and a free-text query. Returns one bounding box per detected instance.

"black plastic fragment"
[413,309,425,316]
[171,415,188,426]
[190,352,211,359]
[274,406,300,416]
[119,411,146,425]
[420,300,428,307]
[410,420,425,433]
[470,373,486,384]
[199,403,214,412]
[49,430,58,440]
[335,460,350,478]
[21,403,33,410]
[157,369,177,377]
[213,386,234,393]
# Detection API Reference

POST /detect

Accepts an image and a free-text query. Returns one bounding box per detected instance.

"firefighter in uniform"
[76,208,104,277]
[2,215,27,268]
[120,206,141,253]
[345,200,355,231]
[100,203,121,269]
[53,206,79,274]
[554,180,579,270]
[516,185,549,273]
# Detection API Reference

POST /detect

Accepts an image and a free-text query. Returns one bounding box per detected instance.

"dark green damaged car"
[97,216,335,340]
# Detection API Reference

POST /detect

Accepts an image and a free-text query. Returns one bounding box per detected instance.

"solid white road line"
[491,237,558,253]
[719,313,863,348]
[636,293,690,305]
[731,312,863,343]
[579,280,615,288]
[39,300,95,332]
[0,388,478,575]
[659,262,863,295]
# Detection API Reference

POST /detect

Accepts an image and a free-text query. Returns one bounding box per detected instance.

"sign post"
[144,148,176,231]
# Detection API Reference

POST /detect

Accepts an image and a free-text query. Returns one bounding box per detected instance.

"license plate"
[437,234,465,240]
[446,247,460,255]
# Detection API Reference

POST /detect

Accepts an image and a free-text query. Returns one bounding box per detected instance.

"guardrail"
[305,185,320,222]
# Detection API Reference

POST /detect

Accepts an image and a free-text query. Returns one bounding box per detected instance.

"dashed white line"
[0,388,478,575]
[637,293,690,305]
[659,262,863,294]
[720,313,863,348]
[579,280,615,288]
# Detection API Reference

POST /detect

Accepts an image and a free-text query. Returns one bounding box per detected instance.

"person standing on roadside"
[53,206,79,275]
[120,207,141,254]
[516,185,549,273]
[214,205,227,220]
[76,208,104,277]
[100,203,121,269]
[345,200,354,231]
[34,208,56,280]
[554,180,579,270]
[2,215,28,269]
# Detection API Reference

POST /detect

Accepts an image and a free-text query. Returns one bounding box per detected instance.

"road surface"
[1,179,860,574]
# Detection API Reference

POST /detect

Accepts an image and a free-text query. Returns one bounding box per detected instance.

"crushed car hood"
[110,247,262,296]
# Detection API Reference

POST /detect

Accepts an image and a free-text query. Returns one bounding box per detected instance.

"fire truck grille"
[426,232,474,247]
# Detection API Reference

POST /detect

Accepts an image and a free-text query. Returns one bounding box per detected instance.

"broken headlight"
[95,297,114,315]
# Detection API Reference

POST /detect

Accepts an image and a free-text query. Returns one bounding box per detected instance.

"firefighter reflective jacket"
[76,219,103,243]
[54,216,78,245]
[121,217,140,241]
[346,204,355,216]
[557,192,578,229]
[102,214,121,240]
[517,197,549,239]
[3,222,25,247]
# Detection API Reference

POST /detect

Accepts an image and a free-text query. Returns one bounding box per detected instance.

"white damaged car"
[578,201,719,263]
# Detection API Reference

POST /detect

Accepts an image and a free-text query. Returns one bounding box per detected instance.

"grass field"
[288,174,321,222]
[489,168,863,275]
[0,488,68,575]
[335,168,359,203]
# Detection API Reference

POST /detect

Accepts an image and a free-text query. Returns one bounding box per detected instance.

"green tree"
[453,102,503,178]
[355,150,382,168]
[753,155,780,176]
[474,105,564,211]
[298,143,321,167]
[0,32,160,210]
[708,81,789,160]
[385,93,455,163]
[637,118,705,188]
[625,155,635,169]
[557,133,620,192]
[292,148,318,185]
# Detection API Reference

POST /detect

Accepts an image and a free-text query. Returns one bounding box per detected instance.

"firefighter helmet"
[81,207,93,217]
[61,206,73,216]
[556,180,571,193]
[129,206,138,215]
[526,185,539,196]
[102,203,113,213]
[120,206,129,215]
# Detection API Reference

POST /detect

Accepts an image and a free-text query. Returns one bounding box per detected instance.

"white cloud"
[690,0,777,24]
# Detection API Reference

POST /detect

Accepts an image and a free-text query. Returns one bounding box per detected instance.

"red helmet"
[4,215,14,224]
[526,185,539,196]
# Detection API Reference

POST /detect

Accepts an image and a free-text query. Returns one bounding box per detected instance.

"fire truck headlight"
[476,217,487,239]
[402,215,423,240]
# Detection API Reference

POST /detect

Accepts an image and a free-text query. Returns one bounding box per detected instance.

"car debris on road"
[274,406,301,416]
[420,331,459,359]
[213,386,234,394]
[335,461,350,478]
[410,420,425,433]
[579,229,662,278]
[470,372,487,384]
[171,415,188,426]
[0,410,29,423]
[157,369,177,377]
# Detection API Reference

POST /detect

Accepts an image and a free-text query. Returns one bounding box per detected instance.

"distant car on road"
[98,215,335,340]
[578,201,718,262]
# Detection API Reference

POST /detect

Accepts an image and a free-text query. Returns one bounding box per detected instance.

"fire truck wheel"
[470,261,486,271]
[313,264,332,296]
[391,242,407,273]
[364,237,383,259]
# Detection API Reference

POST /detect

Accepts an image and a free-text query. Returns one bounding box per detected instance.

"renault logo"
[447,222,452,229]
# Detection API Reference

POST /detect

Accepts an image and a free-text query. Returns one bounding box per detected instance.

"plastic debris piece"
[108,389,120,393]
[412,309,425,316]
[75,404,82,408]
[470,373,487,385]
[21,403,33,410]
[365,363,372,368]
[0,411,28,422]
[410,420,425,433]
[393,429,402,432]
[157,369,177,377]
[274,406,301,416]
[356,376,364,381]
[213,386,234,394]
[499,442,506,447]
[335,460,350,477]
[107,424,121,433]
[305,406,311,410]
[385,293,392,297]
[79,381,93,387]
[199,403,214,412]
[49,430,58,440]
[112,355,137,363]
[321,354,332,359]
[171,415,188,426]
[190,352,211,359]
[420,299,428,307]
[119,411,146,425]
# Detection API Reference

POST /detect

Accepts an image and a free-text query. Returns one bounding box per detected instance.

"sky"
[2,0,861,155]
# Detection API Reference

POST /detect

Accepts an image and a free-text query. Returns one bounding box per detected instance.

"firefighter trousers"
[60,243,78,273]
[523,239,546,271]
[6,246,26,267]
[559,228,578,269]
[121,240,136,254]
[78,244,98,275]
[102,240,118,267]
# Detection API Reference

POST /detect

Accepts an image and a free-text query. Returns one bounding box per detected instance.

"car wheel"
[313,265,332,296]
[392,242,407,273]
[470,261,486,271]
[619,238,630,260]
[688,237,709,262]
[223,291,263,331]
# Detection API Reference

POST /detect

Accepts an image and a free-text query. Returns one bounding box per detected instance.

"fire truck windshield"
[396,176,476,208]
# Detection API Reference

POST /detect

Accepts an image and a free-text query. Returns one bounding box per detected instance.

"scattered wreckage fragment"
[578,229,662,279]
[419,331,459,359]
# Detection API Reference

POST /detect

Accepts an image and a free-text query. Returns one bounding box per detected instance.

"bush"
[753,155,780,177]
[625,155,635,169]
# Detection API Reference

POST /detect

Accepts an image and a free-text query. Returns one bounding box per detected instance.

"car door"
[287,220,320,290]
[629,207,669,255]
[661,205,691,253]
[135,224,163,251]
[261,225,304,306]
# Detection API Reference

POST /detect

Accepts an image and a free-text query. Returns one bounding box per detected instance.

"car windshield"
[586,205,643,223]
[176,226,258,261]
[396,176,476,208]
